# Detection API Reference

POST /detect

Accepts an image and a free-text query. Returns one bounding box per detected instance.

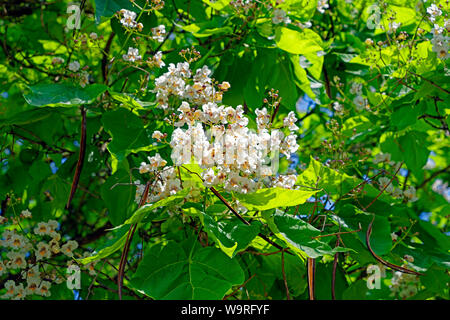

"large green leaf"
[101,168,136,226]
[263,211,352,259]
[77,224,129,265]
[337,205,392,256]
[94,0,134,23]
[23,83,107,107]
[201,214,261,258]
[123,188,189,225]
[297,156,357,196]
[380,131,430,177]
[130,240,245,299]
[101,108,165,161]
[234,187,319,211]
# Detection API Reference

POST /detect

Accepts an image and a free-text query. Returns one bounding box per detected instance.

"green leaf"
[130,240,245,299]
[124,188,189,225]
[297,156,357,195]
[398,131,430,176]
[201,214,261,258]
[77,224,129,265]
[264,211,352,259]
[275,27,323,55]
[109,92,152,111]
[102,108,165,161]
[342,280,368,300]
[94,0,134,23]
[101,168,136,226]
[337,205,392,256]
[23,83,107,107]
[234,187,319,211]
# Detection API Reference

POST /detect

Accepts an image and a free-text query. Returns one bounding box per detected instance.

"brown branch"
[281,250,291,300]
[417,164,450,189]
[223,274,255,300]
[312,224,362,239]
[209,186,291,254]
[362,163,403,211]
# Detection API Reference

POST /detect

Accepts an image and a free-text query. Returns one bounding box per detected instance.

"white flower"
[373,152,391,164]
[35,242,51,261]
[36,281,51,297]
[61,240,78,257]
[79,71,89,87]
[317,0,329,13]
[150,51,165,68]
[6,251,27,269]
[388,22,401,33]
[120,9,137,28]
[391,232,398,241]
[283,111,299,131]
[391,187,403,198]
[152,25,166,42]
[378,177,394,193]
[255,108,270,130]
[350,82,363,95]
[202,168,218,187]
[272,8,290,25]
[23,265,41,283]
[8,233,25,250]
[26,279,40,296]
[20,209,32,218]
[431,24,444,36]
[403,186,418,202]
[68,60,80,72]
[34,222,50,236]
[89,32,98,40]
[353,95,367,111]
[152,130,165,141]
[123,47,142,62]
[333,102,344,115]
[427,4,442,22]
[2,280,16,299]
[431,36,449,60]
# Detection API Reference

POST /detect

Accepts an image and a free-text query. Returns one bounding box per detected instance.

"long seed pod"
[117,180,151,300]
[66,106,87,210]
[366,215,422,276]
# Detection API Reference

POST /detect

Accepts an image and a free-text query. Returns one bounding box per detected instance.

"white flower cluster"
[427,4,442,23]
[377,177,418,202]
[153,63,228,109]
[349,81,369,111]
[119,9,143,31]
[425,4,449,59]
[134,62,301,200]
[230,0,254,13]
[272,9,291,25]
[0,213,96,299]
[123,47,142,62]
[432,178,450,202]
[373,152,418,202]
[431,30,449,60]
[390,269,420,299]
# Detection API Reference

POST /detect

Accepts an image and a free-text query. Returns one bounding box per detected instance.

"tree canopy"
[0,0,449,300]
